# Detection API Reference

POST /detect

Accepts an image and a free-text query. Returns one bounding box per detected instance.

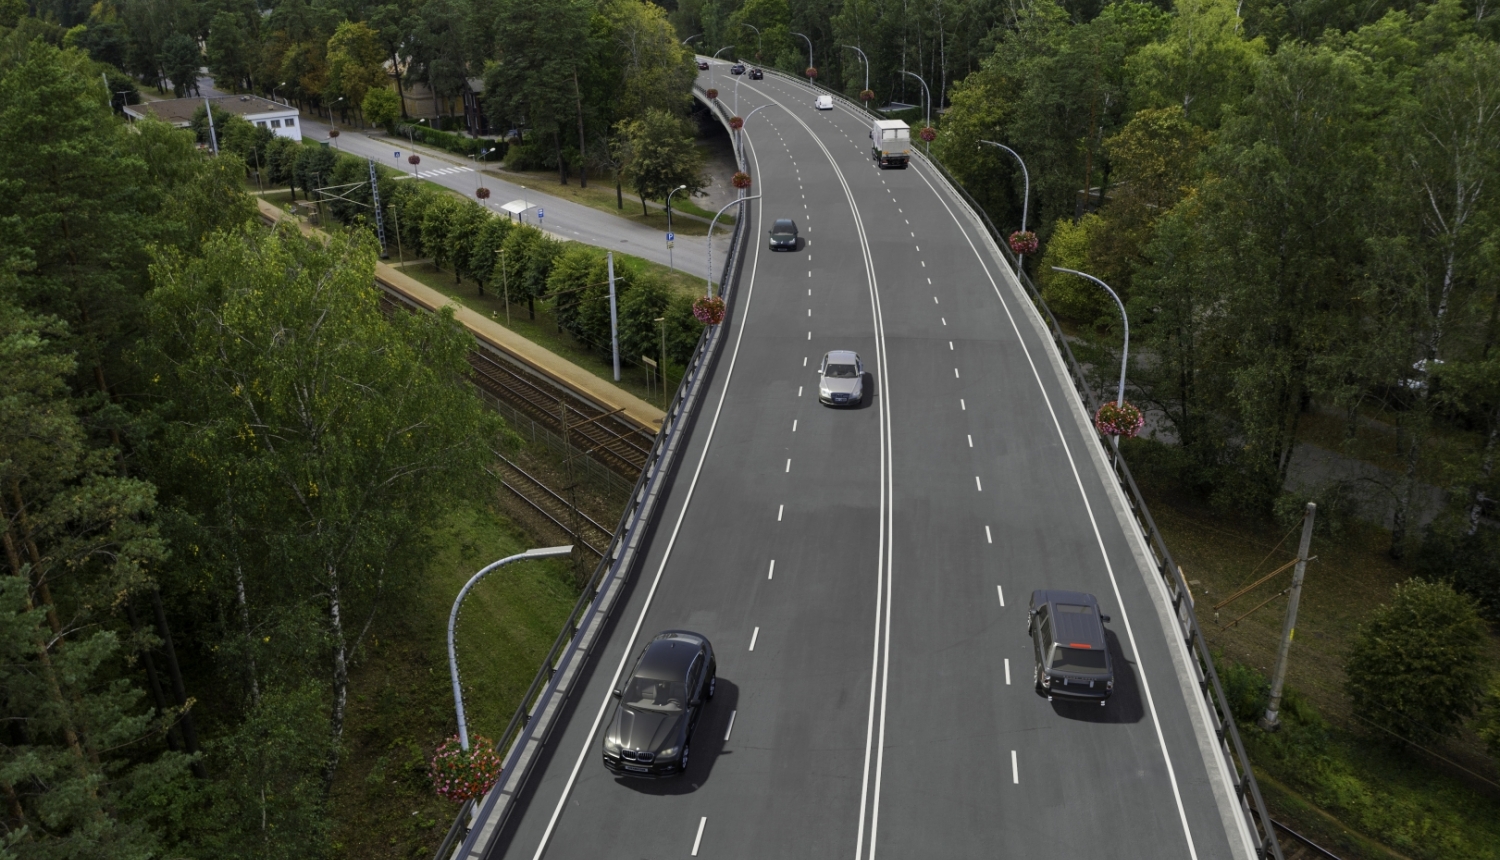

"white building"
[125,95,303,142]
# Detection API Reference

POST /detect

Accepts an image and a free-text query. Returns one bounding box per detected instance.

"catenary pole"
[1261,503,1316,732]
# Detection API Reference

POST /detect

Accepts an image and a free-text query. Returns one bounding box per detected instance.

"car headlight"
[659,745,679,758]
[1040,674,1051,687]
[1106,679,1114,691]
[603,737,621,753]
[820,386,830,396]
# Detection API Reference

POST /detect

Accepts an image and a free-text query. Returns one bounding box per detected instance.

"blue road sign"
[538,208,545,219]
[666,232,675,242]
[394,151,400,159]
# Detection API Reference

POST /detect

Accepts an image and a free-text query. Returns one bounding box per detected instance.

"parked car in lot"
[1028,590,1113,705]
[749,67,764,79]
[768,218,799,251]
[730,63,746,75]
[602,631,716,778]
[697,60,709,70]
[818,351,865,407]
[815,95,833,110]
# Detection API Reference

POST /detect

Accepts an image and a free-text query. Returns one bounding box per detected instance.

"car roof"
[635,632,704,679]
[824,350,859,364]
[771,219,797,231]
[1032,590,1106,648]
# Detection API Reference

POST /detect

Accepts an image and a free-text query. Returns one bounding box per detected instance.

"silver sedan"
[818,351,864,406]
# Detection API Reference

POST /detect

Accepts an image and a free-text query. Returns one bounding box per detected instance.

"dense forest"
[3,0,1500,856]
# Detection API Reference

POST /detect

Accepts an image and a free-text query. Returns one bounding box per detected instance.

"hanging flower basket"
[729,116,744,130]
[805,67,818,79]
[693,296,726,325]
[1008,230,1038,256]
[919,126,937,143]
[859,89,875,102]
[408,154,420,166]
[475,187,491,200]
[429,735,503,802]
[1095,401,1145,438]
[328,128,340,139]
[706,88,718,100]
[731,171,752,190]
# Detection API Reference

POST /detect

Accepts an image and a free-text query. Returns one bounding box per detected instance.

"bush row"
[395,122,505,160]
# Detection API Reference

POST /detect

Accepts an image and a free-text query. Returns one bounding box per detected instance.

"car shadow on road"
[1047,631,1145,724]
[853,372,877,410]
[617,679,739,795]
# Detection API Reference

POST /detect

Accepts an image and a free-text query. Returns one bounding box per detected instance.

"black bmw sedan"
[602,630,716,777]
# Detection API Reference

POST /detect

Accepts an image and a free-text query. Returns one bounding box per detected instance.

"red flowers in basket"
[1095,401,1145,438]
[806,67,818,79]
[693,296,726,325]
[859,89,875,102]
[430,735,503,802]
[731,171,752,190]
[1008,231,1038,256]
[706,88,718,100]
[919,126,937,143]
[475,187,491,200]
[729,116,743,130]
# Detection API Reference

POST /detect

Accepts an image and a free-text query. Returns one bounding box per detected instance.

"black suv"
[748,68,764,80]
[730,63,746,75]
[768,218,799,250]
[1028,590,1113,705]
[602,631,716,777]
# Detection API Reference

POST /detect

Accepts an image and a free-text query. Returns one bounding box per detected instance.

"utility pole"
[203,96,219,155]
[368,158,387,255]
[607,252,621,381]
[1261,502,1316,732]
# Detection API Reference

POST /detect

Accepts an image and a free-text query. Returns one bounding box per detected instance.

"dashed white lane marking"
[997,585,1005,607]
[778,504,784,521]
[927,277,932,285]
[915,245,920,252]
[808,308,812,316]
[933,296,939,304]
[798,386,803,397]
[986,526,993,543]
[692,817,707,855]
[785,458,791,473]
[807,331,812,340]
[1011,751,1019,784]
[749,627,760,651]
[921,261,926,267]
[1005,658,1012,685]
[942,317,947,325]
[976,476,983,492]
[967,434,973,446]
[954,368,960,379]
[950,341,955,350]
[724,711,737,741]
[793,419,798,431]
[803,356,808,366]
[960,398,966,410]
[911,231,915,237]
[768,559,776,579]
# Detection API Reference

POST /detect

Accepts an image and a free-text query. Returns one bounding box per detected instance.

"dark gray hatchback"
[1028,590,1113,704]
[602,630,716,777]
[768,218,799,250]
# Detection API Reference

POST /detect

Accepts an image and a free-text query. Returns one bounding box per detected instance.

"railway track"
[374,287,654,480]
[495,455,613,559]
[1271,819,1344,860]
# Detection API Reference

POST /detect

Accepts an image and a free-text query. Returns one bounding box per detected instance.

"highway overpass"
[455,64,1267,860]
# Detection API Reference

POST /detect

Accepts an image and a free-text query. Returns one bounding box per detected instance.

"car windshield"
[1051,645,1109,674]
[825,363,858,379]
[622,676,688,712]
[772,222,795,234]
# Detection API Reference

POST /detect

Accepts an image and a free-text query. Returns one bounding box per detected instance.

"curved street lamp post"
[792,32,814,82]
[448,545,574,751]
[666,183,688,271]
[978,140,1030,277]
[899,70,931,151]
[741,22,761,59]
[707,193,762,296]
[841,45,870,111]
[1051,266,1130,411]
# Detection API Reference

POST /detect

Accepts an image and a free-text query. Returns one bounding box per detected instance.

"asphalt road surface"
[479,65,1256,860]
[290,114,724,282]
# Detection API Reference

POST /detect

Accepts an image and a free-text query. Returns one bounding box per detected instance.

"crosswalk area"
[414,165,472,176]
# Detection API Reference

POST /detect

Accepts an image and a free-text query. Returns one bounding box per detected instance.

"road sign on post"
[537,208,544,221]
[666,231,675,242]
[394,151,400,159]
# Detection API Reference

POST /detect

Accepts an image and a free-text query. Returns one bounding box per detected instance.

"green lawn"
[328,502,578,860]
[489,168,734,236]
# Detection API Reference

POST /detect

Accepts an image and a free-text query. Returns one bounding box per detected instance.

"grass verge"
[392,258,692,407]
[328,501,578,860]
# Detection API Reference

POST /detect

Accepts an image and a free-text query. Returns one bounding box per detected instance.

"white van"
[815,95,833,110]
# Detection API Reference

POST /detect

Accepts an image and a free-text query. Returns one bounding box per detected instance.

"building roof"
[126,95,298,127]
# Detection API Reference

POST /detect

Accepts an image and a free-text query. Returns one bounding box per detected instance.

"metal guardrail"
[437,88,754,860]
[751,63,1285,860]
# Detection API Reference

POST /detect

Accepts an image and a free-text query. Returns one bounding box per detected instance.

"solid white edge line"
[692,817,706,856]
[524,119,770,860]
[910,162,1201,860]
